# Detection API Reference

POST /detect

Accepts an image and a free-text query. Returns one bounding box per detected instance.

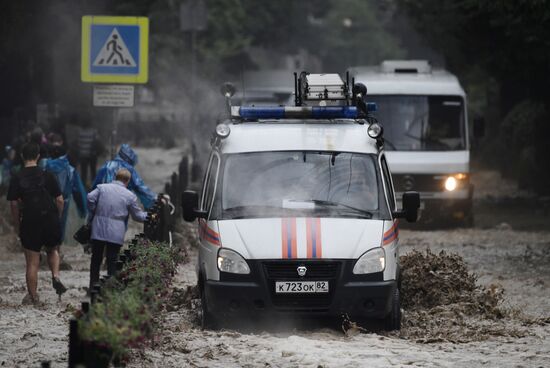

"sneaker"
[52,277,68,295]
[22,293,40,305]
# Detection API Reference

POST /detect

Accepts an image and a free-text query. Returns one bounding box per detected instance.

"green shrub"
[78,238,184,360]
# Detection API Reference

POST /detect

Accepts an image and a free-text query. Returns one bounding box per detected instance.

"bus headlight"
[444,176,458,191]
[217,248,250,274]
[353,247,385,274]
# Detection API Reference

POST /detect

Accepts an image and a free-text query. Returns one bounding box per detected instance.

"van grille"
[263,261,340,280]
[263,261,340,310]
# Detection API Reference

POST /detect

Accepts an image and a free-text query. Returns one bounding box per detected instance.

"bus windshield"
[368,95,466,151]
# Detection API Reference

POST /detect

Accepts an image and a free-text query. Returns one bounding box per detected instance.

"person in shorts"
[7,142,68,305]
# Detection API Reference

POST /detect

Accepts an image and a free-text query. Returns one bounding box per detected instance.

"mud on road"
[0,146,187,367]
[128,225,550,368]
[0,149,549,367]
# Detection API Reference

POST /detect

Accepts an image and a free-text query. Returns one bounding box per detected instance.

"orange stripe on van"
[383,220,399,246]
[306,218,322,258]
[281,218,298,259]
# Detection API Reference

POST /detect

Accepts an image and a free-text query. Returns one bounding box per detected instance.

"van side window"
[200,153,220,215]
[380,156,396,212]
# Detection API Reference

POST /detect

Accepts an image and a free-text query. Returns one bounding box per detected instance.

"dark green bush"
[78,238,184,360]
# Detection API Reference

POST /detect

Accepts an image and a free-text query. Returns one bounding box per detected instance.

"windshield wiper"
[223,205,286,219]
[224,205,283,212]
[289,199,373,218]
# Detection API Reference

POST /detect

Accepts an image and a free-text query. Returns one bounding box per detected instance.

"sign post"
[180,1,207,92]
[81,15,149,157]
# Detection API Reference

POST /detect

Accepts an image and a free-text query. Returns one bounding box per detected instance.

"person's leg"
[105,243,122,277]
[23,249,40,300]
[43,215,67,295]
[46,246,61,279]
[89,240,105,290]
[48,245,68,295]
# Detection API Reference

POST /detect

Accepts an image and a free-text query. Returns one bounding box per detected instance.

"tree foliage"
[400,0,550,193]
[400,0,550,108]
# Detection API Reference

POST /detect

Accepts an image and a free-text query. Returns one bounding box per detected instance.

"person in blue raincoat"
[45,143,88,240]
[92,144,156,209]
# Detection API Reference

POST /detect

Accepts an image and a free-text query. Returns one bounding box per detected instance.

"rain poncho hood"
[92,144,156,209]
[117,144,138,166]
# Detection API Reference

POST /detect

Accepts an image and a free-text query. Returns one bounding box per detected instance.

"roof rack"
[225,71,376,121]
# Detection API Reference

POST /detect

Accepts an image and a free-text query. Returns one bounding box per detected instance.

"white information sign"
[93,85,135,107]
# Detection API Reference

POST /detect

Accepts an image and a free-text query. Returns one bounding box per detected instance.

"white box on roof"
[303,73,346,100]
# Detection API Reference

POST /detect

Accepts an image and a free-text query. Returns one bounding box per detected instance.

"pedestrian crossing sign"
[81,16,149,83]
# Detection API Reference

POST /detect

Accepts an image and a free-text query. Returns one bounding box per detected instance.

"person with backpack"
[6,142,68,305]
[92,144,156,209]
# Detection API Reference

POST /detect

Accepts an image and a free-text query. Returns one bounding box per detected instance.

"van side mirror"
[181,190,207,222]
[473,116,485,138]
[393,191,420,223]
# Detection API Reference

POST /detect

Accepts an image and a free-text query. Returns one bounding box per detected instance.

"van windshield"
[220,151,384,219]
[368,95,466,151]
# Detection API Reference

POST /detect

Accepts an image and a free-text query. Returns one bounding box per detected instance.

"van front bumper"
[204,260,396,320]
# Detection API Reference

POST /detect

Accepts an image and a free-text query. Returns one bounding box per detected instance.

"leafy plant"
[78,238,184,361]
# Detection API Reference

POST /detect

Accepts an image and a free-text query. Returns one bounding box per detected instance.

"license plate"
[275,281,329,293]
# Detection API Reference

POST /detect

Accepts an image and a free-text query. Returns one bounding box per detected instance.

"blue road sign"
[82,16,149,83]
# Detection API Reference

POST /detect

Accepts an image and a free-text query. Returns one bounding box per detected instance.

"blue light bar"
[311,106,358,118]
[238,106,285,119]
[367,102,377,112]
[235,106,364,119]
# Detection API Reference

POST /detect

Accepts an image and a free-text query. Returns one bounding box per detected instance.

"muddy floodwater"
[123,226,550,368]
[0,148,549,367]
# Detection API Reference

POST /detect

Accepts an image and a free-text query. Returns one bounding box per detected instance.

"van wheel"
[200,285,217,330]
[384,287,401,331]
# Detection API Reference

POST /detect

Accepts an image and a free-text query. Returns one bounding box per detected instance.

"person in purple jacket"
[86,168,148,290]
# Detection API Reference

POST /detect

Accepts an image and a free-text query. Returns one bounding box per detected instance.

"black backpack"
[18,170,57,220]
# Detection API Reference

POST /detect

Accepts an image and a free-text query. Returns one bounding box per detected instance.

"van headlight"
[353,247,385,274]
[217,248,250,274]
[444,176,458,191]
[443,173,468,192]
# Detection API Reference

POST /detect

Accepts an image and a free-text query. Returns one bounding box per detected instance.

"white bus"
[351,60,479,225]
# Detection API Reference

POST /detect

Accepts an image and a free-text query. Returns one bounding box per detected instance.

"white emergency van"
[351,60,481,225]
[181,73,420,331]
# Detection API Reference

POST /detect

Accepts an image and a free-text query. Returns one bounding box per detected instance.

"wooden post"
[68,318,82,367]
[81,301,90,315]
